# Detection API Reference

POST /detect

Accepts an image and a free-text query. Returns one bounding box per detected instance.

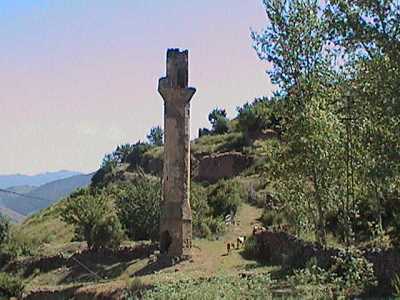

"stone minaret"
[158,49,196,258]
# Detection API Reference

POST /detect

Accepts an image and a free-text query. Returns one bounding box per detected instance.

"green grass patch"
[191,132,245,155]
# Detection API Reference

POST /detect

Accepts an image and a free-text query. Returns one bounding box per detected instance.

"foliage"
[260,210,286,228]
[0,273,24,298]
[237,97,282,136]
[115,176,161,241]
[392,274,400,297]
[329,248,377,295]
[128,274,276,300]
[253,0,400,246]
[287,248,376,298]
[114,144,136,164]
[198,127,211,137]
[242,235,258,259]
[147,126,164,146]
[207,180,243,218]
[127,142,154,169]
[253,0,345,246]
[208,108,229,135]
[1,232,36,260]
[0,215,10,247]
[252,0,332,92]
[191,132,245,155]
[61,189,123,250]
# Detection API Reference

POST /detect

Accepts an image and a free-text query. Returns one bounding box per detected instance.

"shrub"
[329,248,377,296]
[260,210,286,228]
[392,274,400,297]
[203,216,226,238]
[0,215,10,247]
[116,176,161,241]
[286,248,377,298]
[242,235,258,259]
[1,233,36,259]
[237,97,282,136]
[126,142,153,169]
[61,189,123,250]
[136,274,275,300]
[208,180,243,218]
[191,183,212,238]
[0,273,24,298]
[90,214,124,250]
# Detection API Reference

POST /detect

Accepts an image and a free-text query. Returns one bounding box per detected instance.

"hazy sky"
[0,1,274,175]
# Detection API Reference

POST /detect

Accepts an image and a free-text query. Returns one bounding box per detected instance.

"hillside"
[0,173,93,218]
[1,129,282,298]
[0,207,25,223]
[2,127,398,299]
[0,170,81,189]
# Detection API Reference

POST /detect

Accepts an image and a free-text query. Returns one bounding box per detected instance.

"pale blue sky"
[0,1,274,175]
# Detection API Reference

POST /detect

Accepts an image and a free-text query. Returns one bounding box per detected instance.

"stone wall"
[253,230,400,291]
[7,243,157,277]
[194,152,253,183]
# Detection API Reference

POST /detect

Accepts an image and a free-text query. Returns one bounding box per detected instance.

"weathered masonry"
[158,49,196,257]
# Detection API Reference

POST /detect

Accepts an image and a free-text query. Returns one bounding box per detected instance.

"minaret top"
[158,49,195,103]
[165,48,189,89]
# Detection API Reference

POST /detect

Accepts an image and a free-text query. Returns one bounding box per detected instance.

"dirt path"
[174,203,264,277]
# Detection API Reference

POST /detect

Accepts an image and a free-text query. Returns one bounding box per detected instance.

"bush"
[116,176,161,241]
[136,274,275,300]
[0,215,10,247]
[237,97,282,136]
[0,273,24,298]
[208,180,243,218]
[61,189,123,250]
[260,210,286,228]
[392,274,400,297]
[330,248,377,296]
[242,235,258,259]
[90,214,124,250]
[285,248,377,298]
[1,232,36,260]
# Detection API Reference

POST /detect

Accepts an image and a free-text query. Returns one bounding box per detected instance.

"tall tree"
[208,108,229,134]
[253,0,345,245]
[147,126,164,146]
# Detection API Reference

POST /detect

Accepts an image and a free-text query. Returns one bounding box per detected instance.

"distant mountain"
[0,173,93,219]
[0,207,25,223]
[0,170,82,189]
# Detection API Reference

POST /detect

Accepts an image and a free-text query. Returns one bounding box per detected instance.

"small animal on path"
[252,225,266,235]
[236,236,246,249]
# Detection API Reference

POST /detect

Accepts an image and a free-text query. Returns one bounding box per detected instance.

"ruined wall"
[195,152,253,183]
[253,230,400,292]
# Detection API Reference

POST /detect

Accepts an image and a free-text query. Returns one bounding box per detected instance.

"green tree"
[208,108,229,134]
[237,97,282,140]
[114,143,135,163]
[147,126,164,146]
[61,189,123,250]
[253,0,400,246]
[326,0,400,241]
[116,175,161,241]
[253,0,345,245]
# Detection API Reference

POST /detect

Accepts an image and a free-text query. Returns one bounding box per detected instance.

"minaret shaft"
[158,49,196,257]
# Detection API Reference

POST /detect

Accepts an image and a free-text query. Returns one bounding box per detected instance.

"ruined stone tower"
[158,49,196,257]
